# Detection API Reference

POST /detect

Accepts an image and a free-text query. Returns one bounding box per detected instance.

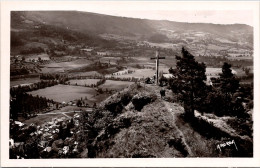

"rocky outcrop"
[131,93,157,111]
[100,84,157,115]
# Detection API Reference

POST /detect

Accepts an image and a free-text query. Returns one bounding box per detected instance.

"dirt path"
[162,101,194,156]
[146,84,194,157]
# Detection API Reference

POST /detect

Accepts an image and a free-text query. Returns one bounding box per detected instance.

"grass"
[192,111,253,157]
[94,100,185,158]
[23,113,65,126]
[175,112,221,157]
[89,84,191,157]
[99,57,119,64]
[40,67,65,73]
[41,59,93,73]
[10,77,40,87]
[28,84,97,103]
[98,80,134,91]
[88,93,111,105]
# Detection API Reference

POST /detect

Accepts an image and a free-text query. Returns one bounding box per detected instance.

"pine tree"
[219,62,239,96]
[219,62,242,116]
[169,47,207,118]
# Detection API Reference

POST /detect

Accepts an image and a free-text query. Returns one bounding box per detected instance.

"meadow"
[28,84,97,103]
[10,77,40,87]
[41,59,93,73]
[98,80,134,91]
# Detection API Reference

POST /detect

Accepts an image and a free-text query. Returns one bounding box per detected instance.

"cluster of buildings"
[9,113,84,158]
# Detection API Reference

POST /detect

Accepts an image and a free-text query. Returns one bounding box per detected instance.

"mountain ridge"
[12,11,253,43]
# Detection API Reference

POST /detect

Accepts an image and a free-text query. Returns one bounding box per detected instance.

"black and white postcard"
[1,1,260,167]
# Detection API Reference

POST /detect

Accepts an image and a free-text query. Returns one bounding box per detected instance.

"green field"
[22,113,66,126]
[68,79,100,86]
[41,59,92,73]
[10,77,40,87]
[99,80,134,91]
[88,93,111,105]
[28,84,97,103]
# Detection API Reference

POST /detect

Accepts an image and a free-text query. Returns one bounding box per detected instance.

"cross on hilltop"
[150,51,165,85]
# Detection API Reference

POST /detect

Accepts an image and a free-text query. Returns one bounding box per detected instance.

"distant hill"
[14,11,157,38]
[11,11,253,57]
[11,11,119,55]
[12,11,253,43]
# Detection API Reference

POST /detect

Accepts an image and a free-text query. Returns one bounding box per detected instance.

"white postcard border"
[1,1,260,167]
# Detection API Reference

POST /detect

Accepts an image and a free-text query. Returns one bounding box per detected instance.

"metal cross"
[150,51,165,85]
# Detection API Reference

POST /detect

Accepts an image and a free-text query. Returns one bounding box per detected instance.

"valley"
[9,11,253,158]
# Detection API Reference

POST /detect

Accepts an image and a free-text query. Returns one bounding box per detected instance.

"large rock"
[100,84,142,115]
[103,91,133,115]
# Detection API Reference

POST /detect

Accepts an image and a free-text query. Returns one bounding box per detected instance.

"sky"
[82,10,253,26]
[75,1,255,26]
[4,1,256,26]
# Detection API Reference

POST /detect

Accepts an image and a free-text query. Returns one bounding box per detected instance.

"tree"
[219,62,244,116]
[169,47,207,118]
[204,88,226,116]
[219,62,239,96]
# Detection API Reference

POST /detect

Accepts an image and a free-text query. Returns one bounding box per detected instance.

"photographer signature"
[217,140,238,152]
